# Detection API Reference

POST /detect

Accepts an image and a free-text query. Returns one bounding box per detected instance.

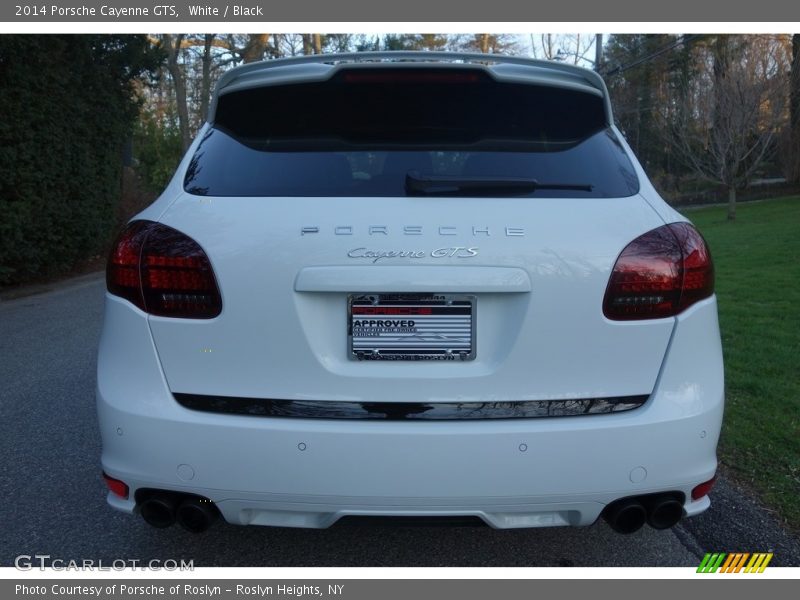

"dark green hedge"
[0,35,161,285]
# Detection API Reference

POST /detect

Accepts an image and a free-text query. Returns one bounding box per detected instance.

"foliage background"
[0,35,160,284]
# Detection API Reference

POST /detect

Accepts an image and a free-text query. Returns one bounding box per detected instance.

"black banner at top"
[2,0,800,22]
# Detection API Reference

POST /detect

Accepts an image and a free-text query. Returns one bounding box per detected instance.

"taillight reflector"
[102,472,129,499]
[603,222,714,320]
[107,221,222,318]
[692,475,717,501]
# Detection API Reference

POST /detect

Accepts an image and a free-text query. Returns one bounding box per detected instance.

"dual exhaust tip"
[138,492,219,533]
[138,489,681,535]
[602,493,684,534]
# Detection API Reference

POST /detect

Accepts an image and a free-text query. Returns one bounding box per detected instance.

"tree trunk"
[164,34,191,151]
[242,34,269,63]
[790,34,800,183]
[478,34,490,54]
[594,34,603,71]
[199,34,214,125]
[544,34,554,59]
[313,34,322,54]
[712,35,730,135]
[715,35,735,220]
[301,34,312,55]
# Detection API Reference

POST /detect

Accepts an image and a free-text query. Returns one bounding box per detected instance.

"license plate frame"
[348,293,476,361]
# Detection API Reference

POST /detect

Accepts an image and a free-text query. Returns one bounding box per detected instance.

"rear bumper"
[97,295,724,529]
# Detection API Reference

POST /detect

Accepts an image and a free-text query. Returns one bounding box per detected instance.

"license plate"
[349,294,475,361]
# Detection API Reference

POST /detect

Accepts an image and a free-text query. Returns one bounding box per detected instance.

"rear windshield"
[184,69,639,198]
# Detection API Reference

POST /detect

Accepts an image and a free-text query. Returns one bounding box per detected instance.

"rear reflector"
[691,475,717,501]
[102,472,129,499]
[603,222,714,320]
[107,221,222,318]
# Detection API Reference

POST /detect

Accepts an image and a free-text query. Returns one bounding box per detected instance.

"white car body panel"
[147,194,674,401]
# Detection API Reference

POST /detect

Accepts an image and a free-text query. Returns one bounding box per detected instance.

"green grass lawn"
[683,197,800,528]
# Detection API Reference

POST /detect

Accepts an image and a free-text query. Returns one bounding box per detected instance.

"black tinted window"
[185,69,639,198]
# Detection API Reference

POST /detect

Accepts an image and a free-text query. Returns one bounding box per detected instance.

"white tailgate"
[148,193,673,402]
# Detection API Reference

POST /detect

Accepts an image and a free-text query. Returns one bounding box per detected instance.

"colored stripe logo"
[697,553,773,573]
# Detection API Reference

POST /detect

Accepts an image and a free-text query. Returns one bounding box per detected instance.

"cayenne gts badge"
[347,247,479,263]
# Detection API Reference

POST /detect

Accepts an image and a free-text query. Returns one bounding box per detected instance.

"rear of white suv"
[97,52,723,534]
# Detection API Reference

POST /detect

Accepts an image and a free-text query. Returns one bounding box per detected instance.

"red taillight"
[106,221,149,311]
[603,222,714,320]
[692,475,717,501]
[102,472,129,499]
[670,222,715,311]
[107,221,222,318]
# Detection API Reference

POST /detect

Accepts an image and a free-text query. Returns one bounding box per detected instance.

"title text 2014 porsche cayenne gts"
[97,52,722,534]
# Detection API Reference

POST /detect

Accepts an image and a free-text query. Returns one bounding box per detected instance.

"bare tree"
[539,33,557,59]
[663,35,789,220]
[531,34,595,65]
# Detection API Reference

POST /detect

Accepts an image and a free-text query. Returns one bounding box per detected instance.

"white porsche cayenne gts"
[97,52,722,535]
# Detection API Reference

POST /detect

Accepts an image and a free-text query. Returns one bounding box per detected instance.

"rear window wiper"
[405,171,594,196]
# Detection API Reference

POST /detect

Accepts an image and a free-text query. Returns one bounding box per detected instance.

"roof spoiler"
[210,51,613,126]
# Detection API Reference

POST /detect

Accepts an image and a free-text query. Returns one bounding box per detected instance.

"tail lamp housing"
[107,221,222,318]
[604,222,714,320]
